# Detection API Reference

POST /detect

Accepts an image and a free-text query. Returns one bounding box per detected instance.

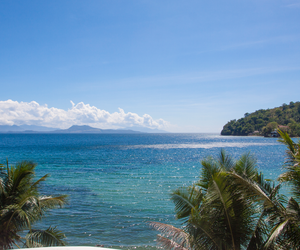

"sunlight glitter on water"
[128,142,277,149]
[0,133,287,248]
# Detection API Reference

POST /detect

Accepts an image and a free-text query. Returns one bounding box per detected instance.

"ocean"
[0,133,288,249]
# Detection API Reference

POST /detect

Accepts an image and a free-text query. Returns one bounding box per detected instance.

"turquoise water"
[0,133,287,249]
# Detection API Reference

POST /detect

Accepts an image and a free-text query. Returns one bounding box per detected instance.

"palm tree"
[277,129,300,201]
[150,150,285,250]
[265,130,300,249]
[0,161,67,249]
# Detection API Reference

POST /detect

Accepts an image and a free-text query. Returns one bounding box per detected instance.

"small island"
[221,101,300,137]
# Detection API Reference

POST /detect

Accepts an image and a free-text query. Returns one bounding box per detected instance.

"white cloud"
[0,100,170,130]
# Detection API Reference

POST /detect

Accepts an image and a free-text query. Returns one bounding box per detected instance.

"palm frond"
[264,219,289,249]
[198,156,218,190]
[0,226,20,250]
[157,235,189,250]
[5,193,46,229]
[171,186,203,220]
[5,203,34,231]
[149,222,186,239]
[0,175,5,196]
[246,209,269,250]
[9,161,36,195]
[278,129,300,168]
[279,166,300,201]
[31,174,50,189]
[230,172,276,209]
[38,195,68,210]
[277,130,300,202]
[149,222,189,248]
[25,226,66,247]
[204,172,237,249]
[278,130,297,156]
[234,152,258,180]
[187,208,223,250]
[218,149,235,171]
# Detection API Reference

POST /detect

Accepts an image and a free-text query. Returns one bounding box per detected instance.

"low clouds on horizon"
[0,100,169,130]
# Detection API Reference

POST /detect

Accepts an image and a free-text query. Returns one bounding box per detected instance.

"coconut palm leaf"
[278,130,300,203]
[25,226,66,247]
[187,206,224,250]
[264,219,289,249]
[229,172,275,209]
[197,156,218,190]
[274,197,300,249]
[8,162,36,195]
[149,222,189,249]
[246,209,269,250]
[205,174,238,249]
[39,195,68,209]
[278,130,297,154]
[31,174,49,188]
[234,152,258,180]
[229,169,289,250]
[278,129,300,168]
[156,235,189,250]
[171,186,203,220]
[278,130,300,167]
[279,167,300,201]
[5,203,34,231]
[217,149,235,171]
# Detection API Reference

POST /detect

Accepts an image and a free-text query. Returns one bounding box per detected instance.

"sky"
[0,0,300,132]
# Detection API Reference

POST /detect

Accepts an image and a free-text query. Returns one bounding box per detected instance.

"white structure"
[24,247,118,250]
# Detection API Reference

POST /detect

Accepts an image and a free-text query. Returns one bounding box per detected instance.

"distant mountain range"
[0,125,167,134]
[51,125,142,134]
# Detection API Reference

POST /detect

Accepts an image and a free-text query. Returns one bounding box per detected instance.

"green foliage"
[151,134,300,249]
[151,151,279,249]
[0,161,67,249]
[261,122,278,137]
[25,226,67,248]
[221,101,300,136]
[278,130,300,201]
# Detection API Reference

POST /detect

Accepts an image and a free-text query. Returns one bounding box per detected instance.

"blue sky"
[0,0,300,132]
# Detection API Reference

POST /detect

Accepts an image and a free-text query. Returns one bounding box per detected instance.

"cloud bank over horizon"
[0,100,170,130]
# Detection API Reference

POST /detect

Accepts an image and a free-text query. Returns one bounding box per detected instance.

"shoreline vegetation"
[221,101,300,137]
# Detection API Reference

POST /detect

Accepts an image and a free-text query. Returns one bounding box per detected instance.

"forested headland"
[221,101,300,137]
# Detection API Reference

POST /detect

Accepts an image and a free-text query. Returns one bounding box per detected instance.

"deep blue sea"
[0,133,289,249]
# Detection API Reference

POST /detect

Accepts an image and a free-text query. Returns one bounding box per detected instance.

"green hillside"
[221,101,300,137]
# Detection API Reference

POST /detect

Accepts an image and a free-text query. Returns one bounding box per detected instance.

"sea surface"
[0,133,291,249]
